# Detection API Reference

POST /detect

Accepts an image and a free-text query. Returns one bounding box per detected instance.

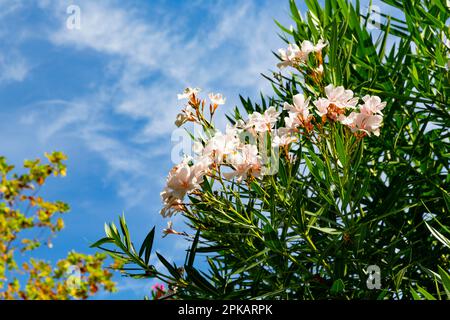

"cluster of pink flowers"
[277,39,327,69]
[152,283,165,291]
[161,70,386,218]
[315,84,385,136]
[338,94,386,137]
[151,283,166,299]
[276,40,385,138]
[161,90,283,217]
[271,84,385,152]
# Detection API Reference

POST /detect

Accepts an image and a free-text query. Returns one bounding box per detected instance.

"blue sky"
[0,0,396,299]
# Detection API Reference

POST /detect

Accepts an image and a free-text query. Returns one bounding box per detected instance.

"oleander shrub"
[94,0,449,300]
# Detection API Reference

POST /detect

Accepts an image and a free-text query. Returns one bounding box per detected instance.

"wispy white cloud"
[0,52,30,84]
[0,1,31,84]
[43,0,286,129]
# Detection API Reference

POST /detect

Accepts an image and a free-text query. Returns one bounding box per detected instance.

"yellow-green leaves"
[0,153,116,300]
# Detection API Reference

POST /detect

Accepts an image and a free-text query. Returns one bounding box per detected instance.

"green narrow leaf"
[305,155,321,183]
[107,222,124,249]
[426,222,450,249]
[416,285,437,300]
[156,252,180,280]
[410,287,422,300]
[309,225,341,235]
[438,266,450,299]
[335,133,347,167]
[119,213,131,250]
[331,279,345,295]
[263,224,283,252]
[201,176,212,193]
[104,223,112,238]
[231,248,270,275]
[376,288,389,300]
[139,227,155,265]
[187,229,201,269]
[185,266,218,295]
[394,267,408,292]
[308,149,325,173]
[274,19,294,35]
[250,181,267,197]
[352,139,364,170]
[278,159,288,187]
[409,64,419,88]
[289,0,304,26]
[442,191,450,212]
[90,237,114,248]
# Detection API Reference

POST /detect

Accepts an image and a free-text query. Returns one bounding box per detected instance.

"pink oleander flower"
[340,111,383,137]
[277,40,327,69]
[160,189,184,217]
[338,112,356,126]
[313,39,328,52]
[208,93,226,105]
[162,221,185,237]
[165,160,204,198]
[192,140,204,155]
[314,97,329,117]
[177,87,200,100]
[160,157,211,217]
[314,84,358,121]
[223,144,262,182]
[284,112,302,130]
[247,107,280,133]
[277,43,301,69]
[283,94,314,132]
[273,128,297,147]
[284,112,314,133]
[360,95,386,115]
[152,283,165,291]
[202,129,240,164]
[338,93,385,136]
[174,105,196,127]
[324,84,359,109]
[151,283,166,299]
[283,94,311,120]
